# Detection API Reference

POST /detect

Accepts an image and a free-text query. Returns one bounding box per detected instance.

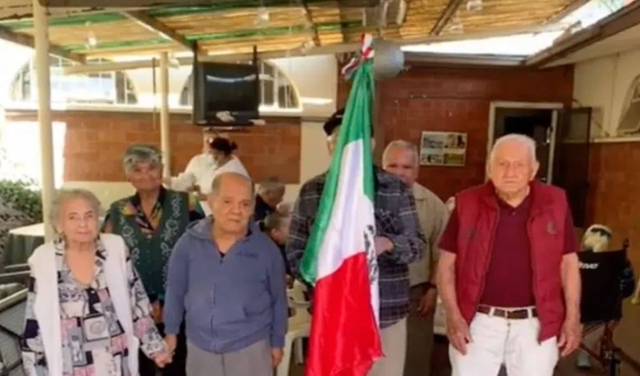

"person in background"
[103,145,205,376]
[165,127,219,192]
[22,189,172,376]
[260,212,292,277]
[382,140,448,376]
[255,177,286,222]
[163,172,288,376]
[287,108,426,376]
[437,134,581,376]
[191,137,249,200]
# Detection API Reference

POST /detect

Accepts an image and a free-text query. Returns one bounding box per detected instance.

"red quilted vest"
[454,180,568,342]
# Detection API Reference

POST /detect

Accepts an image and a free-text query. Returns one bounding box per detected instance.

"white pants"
[449,313,559,376]
[369,318,407,376]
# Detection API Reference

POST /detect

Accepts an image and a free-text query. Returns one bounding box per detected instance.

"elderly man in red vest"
[437,134,582,376]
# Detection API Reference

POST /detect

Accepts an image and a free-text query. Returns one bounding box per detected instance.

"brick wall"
[588,142,640,267]
[339,64,574,200]
[5,110,301,184]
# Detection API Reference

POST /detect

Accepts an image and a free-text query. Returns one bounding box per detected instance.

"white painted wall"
[573,48,640,138]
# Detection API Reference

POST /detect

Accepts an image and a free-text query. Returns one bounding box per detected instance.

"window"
[179,61,300,111]
[10,56,138,105]
[617,74,640,135]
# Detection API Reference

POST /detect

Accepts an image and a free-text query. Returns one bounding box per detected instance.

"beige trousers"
[368,318,408,376]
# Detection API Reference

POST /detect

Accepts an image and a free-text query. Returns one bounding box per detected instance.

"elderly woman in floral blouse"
[21,189,171,376]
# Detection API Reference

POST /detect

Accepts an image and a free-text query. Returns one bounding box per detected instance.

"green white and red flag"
[300,34,383,376]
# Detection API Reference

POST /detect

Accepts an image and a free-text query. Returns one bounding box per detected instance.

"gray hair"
[382,140,419,166]
[258,177,285,194]
[489,134,537,164]
[49,189,102,231]
[211,172,255,196]
[262,212,289,232]
[123,144,162,174]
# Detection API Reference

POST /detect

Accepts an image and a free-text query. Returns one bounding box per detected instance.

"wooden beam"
[63,24,567,74]
[430,0,465,35]
[527,0,640,66]
[544,0,591,24]
[301,0,321,46]
[0,25,85,63]
[122,10,200,52]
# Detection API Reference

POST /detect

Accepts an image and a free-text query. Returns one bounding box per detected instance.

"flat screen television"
[192,61,259,126]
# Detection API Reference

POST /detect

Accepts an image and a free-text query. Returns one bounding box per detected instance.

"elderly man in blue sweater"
[163,172,288,376]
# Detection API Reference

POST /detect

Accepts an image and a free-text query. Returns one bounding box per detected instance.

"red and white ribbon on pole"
[341,33,374,79]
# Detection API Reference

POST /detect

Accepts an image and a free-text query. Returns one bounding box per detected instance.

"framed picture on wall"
[419,131,467,167]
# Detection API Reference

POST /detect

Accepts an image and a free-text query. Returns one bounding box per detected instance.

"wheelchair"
[578,238,640,375]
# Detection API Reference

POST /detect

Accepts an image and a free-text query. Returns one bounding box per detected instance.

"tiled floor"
[288,302,640,376]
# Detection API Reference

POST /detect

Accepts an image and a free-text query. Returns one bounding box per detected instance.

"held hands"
[271,348,284,368]
[558,317,582,357]
[152,336,175,369]
[446,313,472,355]
[374,236,393,255]
[152,351,173,368]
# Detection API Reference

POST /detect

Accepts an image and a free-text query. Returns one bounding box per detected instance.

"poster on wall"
[419,131,468,167]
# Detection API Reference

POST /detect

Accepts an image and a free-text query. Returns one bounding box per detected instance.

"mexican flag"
[300,35,383,376]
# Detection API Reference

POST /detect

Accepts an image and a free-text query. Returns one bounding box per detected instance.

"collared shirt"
[286,167,426,328]
[409,183,448,287]
[439,190,577,308]
[103,187,204,238]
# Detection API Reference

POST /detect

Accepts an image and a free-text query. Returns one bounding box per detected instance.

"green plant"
[0,179,42,221]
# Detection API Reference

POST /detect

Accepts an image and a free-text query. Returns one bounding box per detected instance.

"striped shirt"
[286,166,426,328]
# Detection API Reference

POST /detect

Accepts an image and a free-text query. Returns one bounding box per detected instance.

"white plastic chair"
[277,280,311,376]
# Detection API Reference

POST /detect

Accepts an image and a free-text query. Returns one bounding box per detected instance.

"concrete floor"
[287,302,640,376]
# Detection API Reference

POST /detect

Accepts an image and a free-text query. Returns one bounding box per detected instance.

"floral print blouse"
[21,239,166,376]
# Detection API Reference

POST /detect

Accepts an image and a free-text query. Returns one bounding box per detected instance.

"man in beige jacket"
[383,140,449,376]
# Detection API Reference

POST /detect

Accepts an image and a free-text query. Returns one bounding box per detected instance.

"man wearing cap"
[287,109,426,375]
[103,144,205,376]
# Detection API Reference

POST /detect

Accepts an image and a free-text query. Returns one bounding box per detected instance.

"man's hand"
[271,348,284,368]
[164,335,177,355]
[151,301,163,324]
[153,351,173,368]
[446,313,472,355]
[558,318,582,357]
[418,288,438,318]
[374,236,393,255]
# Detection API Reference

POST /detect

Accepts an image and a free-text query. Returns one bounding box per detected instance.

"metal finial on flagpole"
[341,33,375,80]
